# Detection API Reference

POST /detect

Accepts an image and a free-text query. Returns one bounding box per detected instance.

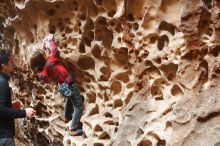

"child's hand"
[43,33,54,43]
[47,34,54,41]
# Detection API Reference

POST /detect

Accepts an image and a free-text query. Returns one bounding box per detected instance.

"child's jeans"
[59,82,84,130]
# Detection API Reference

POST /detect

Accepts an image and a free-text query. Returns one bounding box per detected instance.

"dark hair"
[30,49,46,73]
[0,49,10,70]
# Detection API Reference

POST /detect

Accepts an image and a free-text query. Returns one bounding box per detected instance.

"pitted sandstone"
[0,0,220,146]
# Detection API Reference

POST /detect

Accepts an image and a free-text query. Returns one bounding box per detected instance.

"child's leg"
[68,83,84,130]
[70,100,84,130]
[64,98,73,121]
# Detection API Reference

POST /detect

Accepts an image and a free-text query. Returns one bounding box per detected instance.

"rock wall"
[1,0,220,146]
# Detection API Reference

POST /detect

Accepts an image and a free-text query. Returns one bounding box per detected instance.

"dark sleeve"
[0,79,26,119]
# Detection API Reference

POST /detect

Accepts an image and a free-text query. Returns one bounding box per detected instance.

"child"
[30,35,84,136]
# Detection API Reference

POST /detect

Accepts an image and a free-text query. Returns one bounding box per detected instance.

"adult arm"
[0,80,26,119]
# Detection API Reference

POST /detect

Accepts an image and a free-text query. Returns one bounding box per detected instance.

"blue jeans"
[59,83,84,130]
[0,138,15,146]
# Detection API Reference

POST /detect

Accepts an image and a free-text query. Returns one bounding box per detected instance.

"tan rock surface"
[0,0,220,146]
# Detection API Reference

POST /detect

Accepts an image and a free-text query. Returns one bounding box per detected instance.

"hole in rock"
[84,17,94,30]
[158,21,175,35]
[36,95,44,101]
[115,71,130,83]
[95,16,108,26]
[62,42,67,48]
[83,36,92,47]
[115,23,122,33]
[110,81,122,95]
[125,92,133,104]
[86,92,96,103]
[65,26,72,34]
[157,139,166,146]
[154,57,161,64]
[202,0,212,6]
[100,66,112,80]
[87,30,94,40]
[68,1,78,11]
[98,132,110,139]
[157,35,169,51]
[77,56,95,70]
[79,13,86,21]
[126,13,134,21]
[141,52,149,59]
[137,139,152,146]
[36,86,47,94]
[133,22,139,30]
[115,127,118,132]
[136,128,145,139]
[95,0,103,5]
[61,34,65,37]
[104,112,113,118]
[92,44,101,59]
[171,84,183,96]
[38,121,50,129]
[108,20,115,27]
[118,37,121,42]
[155,96,163,100]
[151,85,162,96]
[160,63,178,81]
[99,75,109,81]
[113,99,123,108]
[108,10,116,17]
[181,50,198,60]
[35,102,48,117]
[150,36,158,43]
[48,25,56,34]
[104,120,115,125]
[89,104,99,116]
[94,124,103,132]
[211,46,220,57]
[103,92,109,101]
[46,9,55,16]
[166,121,172,129]
[114,47,128,65]
[94,143,104,146]
[128,103,138,111]
[162,108,172,115]
[197,111,220,122]
[95,26,113,48]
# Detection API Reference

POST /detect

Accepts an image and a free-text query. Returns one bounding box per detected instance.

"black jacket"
[0,72,26,138]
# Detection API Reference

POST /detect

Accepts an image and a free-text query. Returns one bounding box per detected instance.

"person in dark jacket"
[30,34,84,136]
[0,49,36,146]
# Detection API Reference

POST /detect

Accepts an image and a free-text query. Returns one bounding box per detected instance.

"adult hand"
[25,108,36,118]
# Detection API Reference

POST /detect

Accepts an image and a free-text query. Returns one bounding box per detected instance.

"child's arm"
[45,34,60,58]
[38,70,50,83]
[49,39,60,58]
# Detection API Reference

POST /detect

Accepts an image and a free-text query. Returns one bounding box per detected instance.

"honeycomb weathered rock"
[1,0,220,146]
